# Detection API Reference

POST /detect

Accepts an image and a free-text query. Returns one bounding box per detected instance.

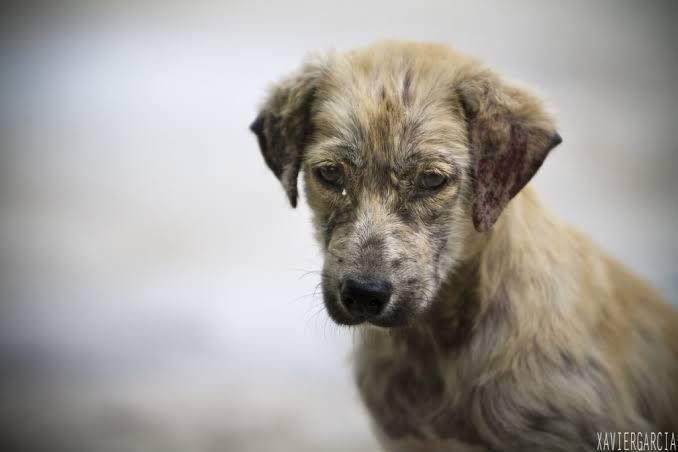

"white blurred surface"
[0,1,676,451]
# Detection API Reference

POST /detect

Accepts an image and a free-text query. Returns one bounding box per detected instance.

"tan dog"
[251,41,678,451]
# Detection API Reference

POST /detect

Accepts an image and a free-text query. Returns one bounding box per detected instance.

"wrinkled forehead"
[307,65,469,169]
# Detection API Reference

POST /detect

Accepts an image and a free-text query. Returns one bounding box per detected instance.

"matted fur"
[251,41,678,451]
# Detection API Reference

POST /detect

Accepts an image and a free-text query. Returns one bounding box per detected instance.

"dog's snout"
[340,276,392,319]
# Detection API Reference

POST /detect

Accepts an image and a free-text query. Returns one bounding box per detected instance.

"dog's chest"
[354,338,480,448]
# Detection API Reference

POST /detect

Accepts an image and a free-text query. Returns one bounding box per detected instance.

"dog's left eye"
[316,164,343,188]
[417,172,448,191]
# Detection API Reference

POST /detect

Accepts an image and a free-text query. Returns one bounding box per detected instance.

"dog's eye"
[316,165,343,188]
[417,172,448,191]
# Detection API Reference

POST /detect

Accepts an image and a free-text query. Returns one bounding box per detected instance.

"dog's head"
[251,42,561,328]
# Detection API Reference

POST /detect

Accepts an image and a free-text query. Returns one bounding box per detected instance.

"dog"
[250,41,678,451]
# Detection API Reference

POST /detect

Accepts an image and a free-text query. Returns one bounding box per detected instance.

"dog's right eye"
[316,165,343,189]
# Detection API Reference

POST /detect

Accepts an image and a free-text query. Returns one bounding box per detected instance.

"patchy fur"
[251,41,678,451]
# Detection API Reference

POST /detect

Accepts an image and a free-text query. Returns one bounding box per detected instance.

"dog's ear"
[250,60,323,207]
[456,68,562,231]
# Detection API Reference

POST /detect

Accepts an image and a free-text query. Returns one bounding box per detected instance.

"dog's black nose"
[340,276,392,319]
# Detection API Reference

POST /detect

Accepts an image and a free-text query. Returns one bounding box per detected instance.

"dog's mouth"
[363,303,414,328]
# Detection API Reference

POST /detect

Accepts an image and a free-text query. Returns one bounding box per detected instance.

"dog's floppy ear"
[250,60,323,207]
[456,68,562,231]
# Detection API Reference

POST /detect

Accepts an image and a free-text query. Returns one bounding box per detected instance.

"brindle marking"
[251,41,678,451]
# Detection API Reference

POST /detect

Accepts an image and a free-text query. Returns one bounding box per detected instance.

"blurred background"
[0,1,676,451]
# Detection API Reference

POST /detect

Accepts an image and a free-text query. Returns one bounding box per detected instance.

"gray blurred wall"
[0,1,676,451]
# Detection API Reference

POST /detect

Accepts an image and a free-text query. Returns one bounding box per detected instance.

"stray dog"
[250,41,678,451]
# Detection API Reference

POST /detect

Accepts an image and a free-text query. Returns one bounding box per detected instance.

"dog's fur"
[251,41,678,451]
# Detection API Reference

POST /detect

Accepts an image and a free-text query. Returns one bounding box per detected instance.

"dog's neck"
[422,254,483,351]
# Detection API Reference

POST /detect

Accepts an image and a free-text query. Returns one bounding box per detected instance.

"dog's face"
[251,42,561,328]
[302,65,474,327]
